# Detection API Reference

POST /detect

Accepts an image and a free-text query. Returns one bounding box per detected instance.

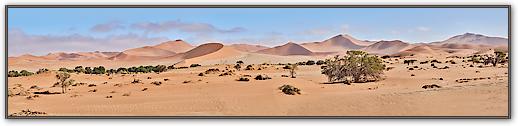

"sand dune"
[180,46,244,66]
[109,46,176,61]
[257,42,314,56]
[228,44,269,52]
[434,33,508,46]
[301,34,371,52]
[152,39,194,53]
[182,43,225,59]
[397,45,448,56]
[361,40,412,55]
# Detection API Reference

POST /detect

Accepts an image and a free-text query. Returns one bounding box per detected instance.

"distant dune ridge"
[361,40,412,55]
[152,39,194,53]
[256,42,314,56]
[8,33,509,70]
[301,34,372,52]
[228,44,269,52]
[434,33,508,46]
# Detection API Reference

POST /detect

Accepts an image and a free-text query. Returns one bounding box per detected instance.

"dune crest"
[152,39,194,53]
[257,42,314,56]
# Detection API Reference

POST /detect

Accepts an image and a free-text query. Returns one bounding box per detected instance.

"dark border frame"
[4,5,512,119]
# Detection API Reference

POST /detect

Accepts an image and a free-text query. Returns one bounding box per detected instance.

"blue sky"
[8,8,508,56]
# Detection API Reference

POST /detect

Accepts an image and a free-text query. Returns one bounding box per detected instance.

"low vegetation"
[278,84,301,95]
[55,72,75,94]
[321,51,385,83]
[8,70,34,77]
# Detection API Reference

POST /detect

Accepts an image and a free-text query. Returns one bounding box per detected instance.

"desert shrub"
[127,67,137,73]
[321,51,385,83]
[278,85,301,95]
[198,73,204,76]
[306,60,315,65]
[55,72,74,93]
[131,79,142,84]
[234,63,242,71]
[153,65,167,73]
[381,55,391,59]
[36,68,49,74]
[254,74,271,80]
[74,66,85,73]
[58,68,74,73]
[403,59,417,65]
[85,67,93,74]
[151,81,162,86]
[167,65,175,69]
[190,64,201,67]
[422,84,441,89]
[316,60,326,65]
[283,65,291,69]
[219,71,234,76]
[245,65,254,70]
[237,77,250,81]
[8,70,20,77]
[236,61,244,64]
[9,70,34,77]
[430,59,441,63]
[92,66,106,74]
[204,68,220,74]
[116,68,128,74]
[288,64,298,78]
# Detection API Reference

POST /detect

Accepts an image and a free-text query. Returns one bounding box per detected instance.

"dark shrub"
[237,77,250,81]
[305,60,315,65]
[254,74,271,80]
[190,64,201,67]
[278,84,301,95]
[316,60,325,65]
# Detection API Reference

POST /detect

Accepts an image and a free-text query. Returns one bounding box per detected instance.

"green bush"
[322,51,385,83]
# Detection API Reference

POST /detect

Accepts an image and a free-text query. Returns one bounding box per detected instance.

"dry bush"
[278,85,301,95]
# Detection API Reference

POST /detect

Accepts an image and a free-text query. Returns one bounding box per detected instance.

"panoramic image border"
[4,5,511,119]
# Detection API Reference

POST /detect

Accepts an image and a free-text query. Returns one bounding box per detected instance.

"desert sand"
[7,33,509,116]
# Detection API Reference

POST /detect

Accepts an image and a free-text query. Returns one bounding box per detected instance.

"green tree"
[19,70,34,76]
[321,51,385,83]
[8,70,20,77]
[154,65,167,73]
[85,67,93,74]
[56,72,74,93]
[74,66,85,73]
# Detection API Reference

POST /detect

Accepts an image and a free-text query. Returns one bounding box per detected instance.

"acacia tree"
[289,64,298,78]
[492,51,506,67]
[56,72,74,93]
[321,51,385,83]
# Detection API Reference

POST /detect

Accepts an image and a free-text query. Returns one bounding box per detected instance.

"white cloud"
[90,21,125,32]
[130,20,246,34]
[8,28,168,56]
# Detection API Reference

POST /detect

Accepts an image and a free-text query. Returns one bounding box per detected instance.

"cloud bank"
[8,28,168,56]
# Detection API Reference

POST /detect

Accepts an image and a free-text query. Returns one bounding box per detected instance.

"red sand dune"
[301,34,371,52]
[152,39,194,53]
[109,46,176,60]
[361,40,411,55]
[256,42,314,56]
[228,44,269,52]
